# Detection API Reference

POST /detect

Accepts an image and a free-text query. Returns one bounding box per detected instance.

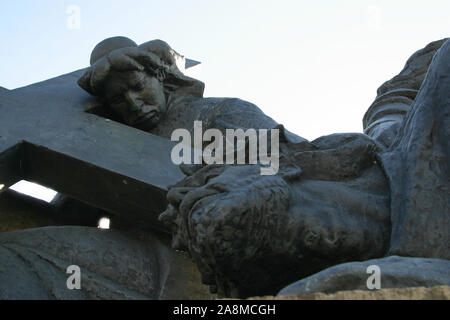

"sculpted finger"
[124,49,164,71]
[188,164,229,186]
[179,187,219,217]
[179,164,204,176]
[167,187,195,207]
[158,205,177,227]
[108,48,145,72]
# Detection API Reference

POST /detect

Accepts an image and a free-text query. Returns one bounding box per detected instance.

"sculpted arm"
[160,133,391,298]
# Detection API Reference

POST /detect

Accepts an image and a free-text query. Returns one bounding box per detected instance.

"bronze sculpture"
[0,37,448,299]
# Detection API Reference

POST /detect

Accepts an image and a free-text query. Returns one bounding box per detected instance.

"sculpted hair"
[78,43,205,98]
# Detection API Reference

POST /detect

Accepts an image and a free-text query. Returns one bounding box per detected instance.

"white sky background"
[0,0,449,141]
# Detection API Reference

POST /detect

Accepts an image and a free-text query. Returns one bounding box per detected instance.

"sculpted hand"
[159,164,291,297]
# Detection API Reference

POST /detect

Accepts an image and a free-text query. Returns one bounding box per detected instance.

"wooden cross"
[0,69,185,232]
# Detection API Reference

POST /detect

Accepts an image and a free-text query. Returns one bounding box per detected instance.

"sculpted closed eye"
[109,97,129,115]
[109,95,124,104]
[130,80,144,91]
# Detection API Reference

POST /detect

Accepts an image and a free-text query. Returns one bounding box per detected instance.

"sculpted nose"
[167,187,193,207]
[123,92,141,112]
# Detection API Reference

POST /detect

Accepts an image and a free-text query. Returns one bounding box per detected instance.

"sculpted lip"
[133,106,159,124]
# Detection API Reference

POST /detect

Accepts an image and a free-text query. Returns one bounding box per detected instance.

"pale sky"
[0,0,449,141]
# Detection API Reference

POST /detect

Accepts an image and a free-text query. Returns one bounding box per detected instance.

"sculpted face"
[103,70,167,131]
[78,38,206,130]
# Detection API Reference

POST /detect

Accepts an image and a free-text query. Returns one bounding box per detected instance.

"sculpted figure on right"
[159,39,450,297]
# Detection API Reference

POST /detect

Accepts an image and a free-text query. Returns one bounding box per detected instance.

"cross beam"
[0,70,185,232]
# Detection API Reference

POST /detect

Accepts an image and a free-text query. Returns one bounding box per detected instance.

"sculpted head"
[78,37,204,130]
